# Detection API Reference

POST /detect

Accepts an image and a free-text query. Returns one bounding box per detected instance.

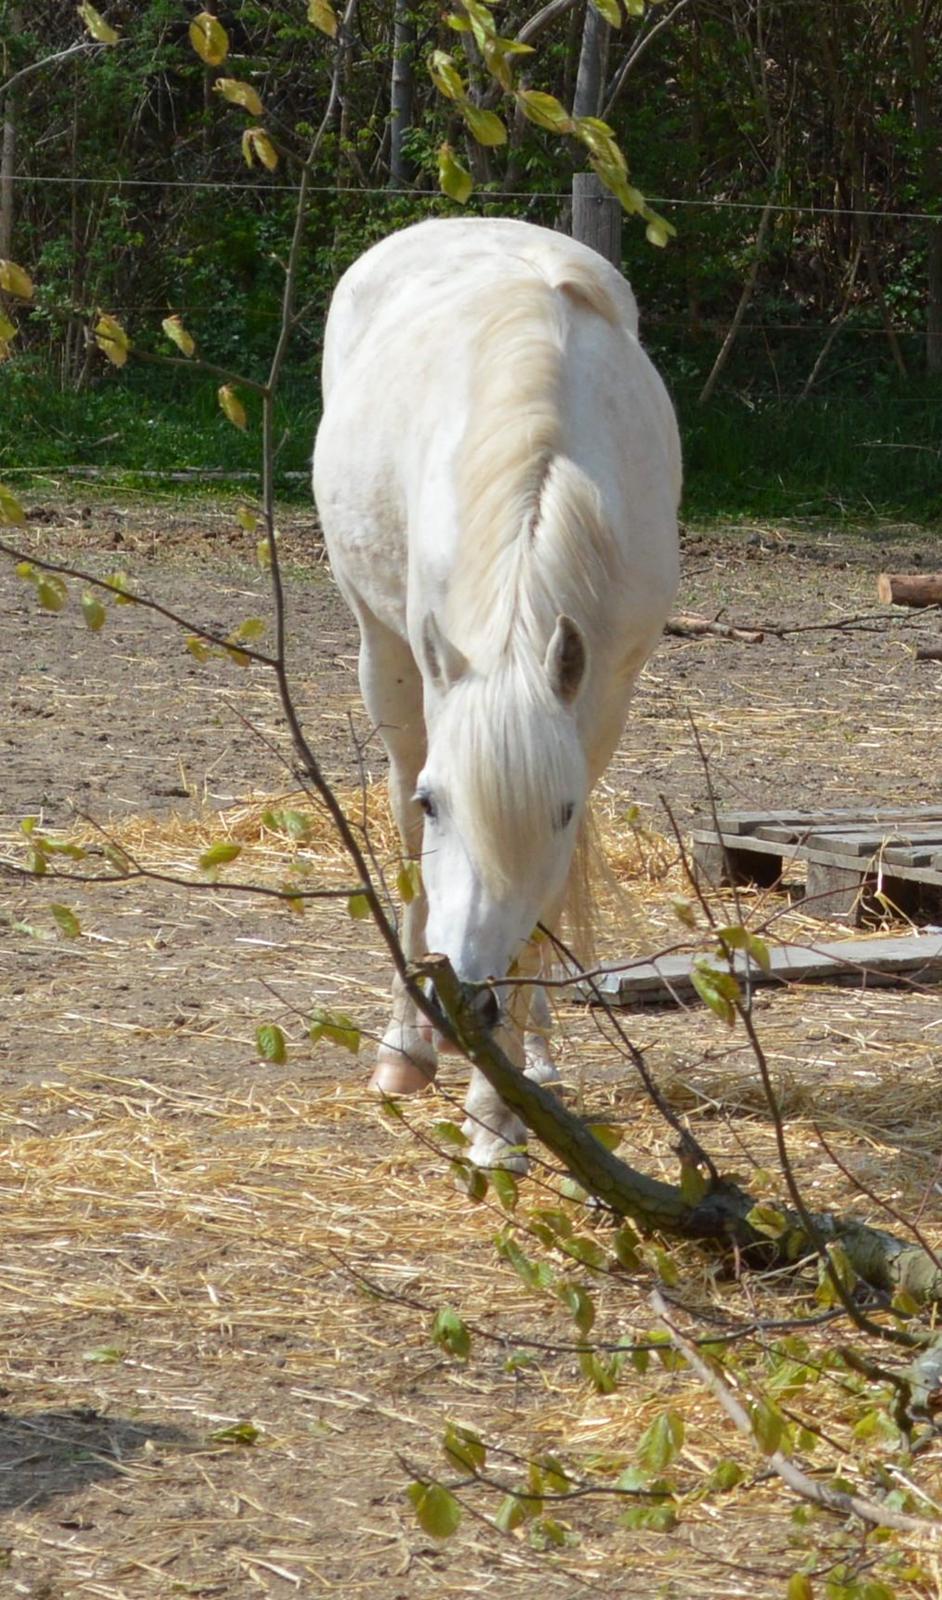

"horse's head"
[415,611,588,1030]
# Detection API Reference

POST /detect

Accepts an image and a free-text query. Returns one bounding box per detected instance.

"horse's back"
[313,218,678,644]
[319,218,639,395]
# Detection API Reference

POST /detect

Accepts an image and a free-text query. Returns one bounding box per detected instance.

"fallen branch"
[915,640,942,662]
[422,954,942,1308]
[651,1289,940,1539]
[666,612,764,644]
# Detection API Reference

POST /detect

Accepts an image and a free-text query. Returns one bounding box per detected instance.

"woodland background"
[1,0,941,521]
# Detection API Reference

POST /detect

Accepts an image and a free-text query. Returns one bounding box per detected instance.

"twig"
[651,1289,940,1539]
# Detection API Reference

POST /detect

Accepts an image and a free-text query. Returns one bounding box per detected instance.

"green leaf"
[189,11,229,65]
[586,1122,622,1151]
[81,591,107,632]
[645,215,676,249]
[557,1281,595,1334]
[717,924,772,973]
[307,0,338,34]
[50,904,81,939]
[452,1158,488,1201]
[750,1397,784,1455]
[578,1350,616,1393]
[428,49,466,100]
[691,958,739,1026]
[620,1503,677,1532]
[495,1233,553,1291]
[706,1458,744,1493]
[494,1494,527,1532]
[786,1576,814,1600]
[407,1480,462,1539]
[0,485,25,525]
[443,1421,486,1473]
[437,143,473,204]
[209,1421,260,1446]
[516,89,573,133]
[309,1005,360,1054]
[432,1119,468,1148]
[347,892,371,920]
[590,0,622,25]
[431,1306,471,1360]
[397,860,422,904]
[199,842,242,871]
[218,384,247,430]
[256,1024,287,1065]
[94,312,131,367]
[186,635,211,663]
[746,1203,790,1240]
[104,570,135,604]
[82,1344,125,1363]
[561,1234,608,1271]
[236,505,258,534]
[529,1207,573,1242]
[215,78,264,116]
[161,314,195,356]
[489,1168,518,1211]
[679,1162,708,1205]
[36,575,68,612]
[461,104,507,147]
[0,259,34,300]
[637,1410,685,1475]
[671,896,698,929]
[651,1246,680,1287]
[613,1223,642,1271]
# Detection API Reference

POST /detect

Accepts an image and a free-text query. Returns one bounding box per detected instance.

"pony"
[312,217,680,1170]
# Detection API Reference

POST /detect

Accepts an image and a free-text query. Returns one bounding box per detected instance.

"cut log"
[666,612,764,643]
[877,572,942,607]
[916,640,942,661]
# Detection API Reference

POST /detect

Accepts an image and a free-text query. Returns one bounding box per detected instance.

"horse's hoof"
[369,1053,436,1095]
[463,1122,530,1174]
[469,1142,530,1176]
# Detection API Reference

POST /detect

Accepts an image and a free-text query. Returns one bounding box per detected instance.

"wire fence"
[7,169,942,225]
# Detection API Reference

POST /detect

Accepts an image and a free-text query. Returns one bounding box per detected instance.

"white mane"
[438,265,624,928]
[444,265,623,669]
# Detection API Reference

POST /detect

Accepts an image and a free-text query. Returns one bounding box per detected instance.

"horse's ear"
[421,612,468,692]
[545,614,587,705]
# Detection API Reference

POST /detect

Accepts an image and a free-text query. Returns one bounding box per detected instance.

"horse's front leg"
[462,1025,530,1174]
[354,614,438,1095]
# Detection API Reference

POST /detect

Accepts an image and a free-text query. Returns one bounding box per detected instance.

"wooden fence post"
[571,171,621,269]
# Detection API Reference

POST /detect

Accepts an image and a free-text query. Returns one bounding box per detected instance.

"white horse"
[313,216,680,1169]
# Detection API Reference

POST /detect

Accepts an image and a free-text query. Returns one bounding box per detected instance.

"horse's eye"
[415,790,437,821]
[558,801,575,830]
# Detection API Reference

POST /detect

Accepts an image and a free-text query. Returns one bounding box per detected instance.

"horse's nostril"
[474,985,500,1032]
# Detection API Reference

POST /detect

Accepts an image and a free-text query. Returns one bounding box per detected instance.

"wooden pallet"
[690,807,942,924]
[580,932,942,1009]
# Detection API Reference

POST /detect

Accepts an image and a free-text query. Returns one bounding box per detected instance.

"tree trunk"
[388,0,415,188]
[906,0,942,374]
[0,4,23,264]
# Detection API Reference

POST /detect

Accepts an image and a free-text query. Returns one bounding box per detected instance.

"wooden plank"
[715,806,942,838]
[884,840,942,867]
[804,827,942,856]
[581,933,942,1008]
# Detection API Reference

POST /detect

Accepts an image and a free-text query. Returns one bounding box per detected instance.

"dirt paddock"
[2,496,942,1598]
